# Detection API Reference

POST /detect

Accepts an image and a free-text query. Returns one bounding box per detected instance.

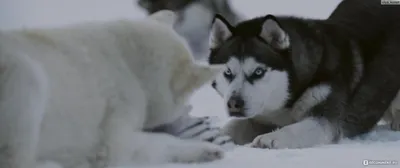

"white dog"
[0,10,225,168]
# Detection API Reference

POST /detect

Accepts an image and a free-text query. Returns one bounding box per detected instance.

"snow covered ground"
[1,0,400,167]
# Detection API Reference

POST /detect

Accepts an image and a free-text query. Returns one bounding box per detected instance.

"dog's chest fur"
[253,84,332,127]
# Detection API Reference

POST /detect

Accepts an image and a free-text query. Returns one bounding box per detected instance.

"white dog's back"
[0,10,224,168]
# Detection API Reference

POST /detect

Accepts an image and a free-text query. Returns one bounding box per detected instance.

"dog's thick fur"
[208,0,400,149]
[137,0,243,60]
[0,10,225,168]
[136,0,239,147]
[328,0,400,132]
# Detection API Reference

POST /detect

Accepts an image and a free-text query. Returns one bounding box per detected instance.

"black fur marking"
[246,67,267,84]
[223,68,234,83]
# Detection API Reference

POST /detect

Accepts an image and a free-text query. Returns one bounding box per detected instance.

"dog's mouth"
[227,107,257,118]
[228,111,246,118]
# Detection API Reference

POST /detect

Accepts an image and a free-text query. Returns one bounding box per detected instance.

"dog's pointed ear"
[259,15,290,49]
[148,10,177,26]
[172,63,224,97]
[209,14,233,49]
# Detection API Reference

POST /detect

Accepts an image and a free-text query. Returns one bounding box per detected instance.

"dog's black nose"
[211,80,217,89]
[227,96,245,117]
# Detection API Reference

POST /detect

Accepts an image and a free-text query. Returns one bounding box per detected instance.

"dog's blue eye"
[224,69,232,75]
[253,68,266,77]
[223,68,233,79]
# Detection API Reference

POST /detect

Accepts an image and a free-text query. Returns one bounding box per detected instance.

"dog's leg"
[249,84,346,148]
[384,89,400,131]
[382,108,393,123]
[337,33,400,138]
[103,107,224,165]
[0,55,48,168]
[148,105,234,149]
[102,86,224,166]
[390,109,400,131]
[100,83,149,166]
[250,117,338,149]
[251,32,400,149]
[129,131,224,164]
[175,115,235,149]
[222,118,277,145]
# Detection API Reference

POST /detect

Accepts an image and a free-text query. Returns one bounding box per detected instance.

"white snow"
[1,0,399,167]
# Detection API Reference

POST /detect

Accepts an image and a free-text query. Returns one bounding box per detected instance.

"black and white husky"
[208,0,400,148]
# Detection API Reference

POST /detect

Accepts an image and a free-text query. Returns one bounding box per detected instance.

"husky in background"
[208,0,400,148]
[136,0,243,60]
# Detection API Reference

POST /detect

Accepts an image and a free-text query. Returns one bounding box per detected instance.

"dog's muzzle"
[227,96,245,117]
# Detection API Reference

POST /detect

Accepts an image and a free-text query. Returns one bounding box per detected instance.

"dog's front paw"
[250,130,298,149]
[171,142,224,163]
[250,132,279,149]
[391,119,400,131]
[194,143,224,162]
[390,110,400,131]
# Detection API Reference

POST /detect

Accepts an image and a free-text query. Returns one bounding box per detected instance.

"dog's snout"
[227,96,245,117]
[227,97,244,109]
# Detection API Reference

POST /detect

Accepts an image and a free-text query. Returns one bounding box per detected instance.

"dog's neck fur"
[273,17,364,109]
[250,17,365,126]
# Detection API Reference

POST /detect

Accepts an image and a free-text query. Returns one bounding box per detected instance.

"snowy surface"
[1,0,400,167]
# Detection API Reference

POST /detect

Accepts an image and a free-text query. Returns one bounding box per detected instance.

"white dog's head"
[149,10,224,103]
[142,10,224,128]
